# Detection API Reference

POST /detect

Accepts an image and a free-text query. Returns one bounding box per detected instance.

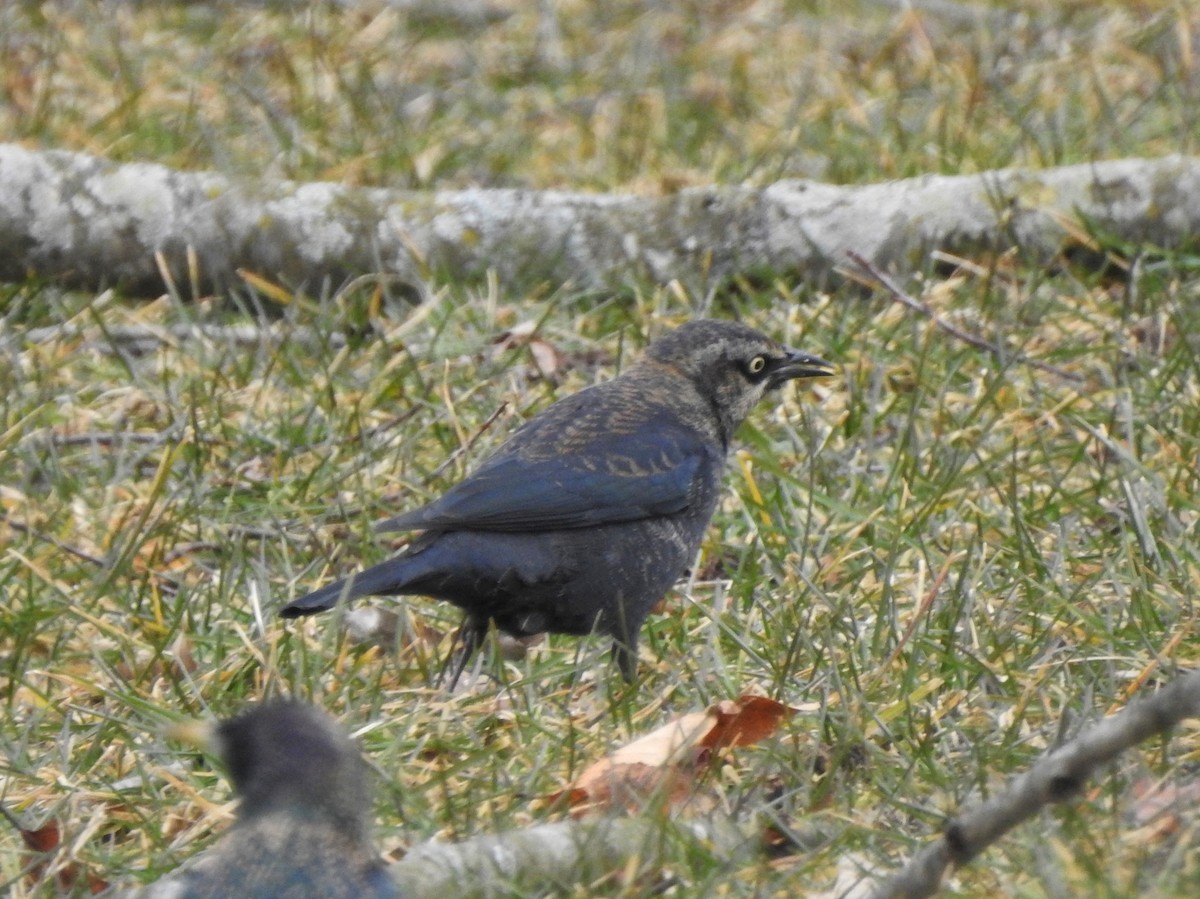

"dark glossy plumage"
[281,319,834,683]
[134,701,398,899]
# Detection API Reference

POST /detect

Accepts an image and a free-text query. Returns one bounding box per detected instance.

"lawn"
[2,1,1198,895]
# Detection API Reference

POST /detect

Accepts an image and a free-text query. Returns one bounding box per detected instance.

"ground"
[1,1,1198,895]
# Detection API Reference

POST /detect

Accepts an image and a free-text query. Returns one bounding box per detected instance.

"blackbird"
[134,701,397,898]
[281,319,834,683]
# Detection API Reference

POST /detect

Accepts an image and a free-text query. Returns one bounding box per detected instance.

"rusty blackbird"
[281,319,834,683]
[134,701,398,898]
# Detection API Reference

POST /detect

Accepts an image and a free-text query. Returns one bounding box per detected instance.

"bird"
[132,701,399,898]
[281,319,834,684]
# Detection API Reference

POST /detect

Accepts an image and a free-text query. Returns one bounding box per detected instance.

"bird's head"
[640,320,834,441]
[169,700,373,839]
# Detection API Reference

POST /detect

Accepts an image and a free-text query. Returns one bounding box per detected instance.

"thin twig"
[353,407,424,444]
[35,431,170,448]
[160,542,223,565]
[5,516,181,593]
[425,402,509,483]
[15,322,348,352]
[877,554,958,676]
[276,403,511,534]
[5,516,109,569]
[872,667,1200,898]
[846,251,1084,383]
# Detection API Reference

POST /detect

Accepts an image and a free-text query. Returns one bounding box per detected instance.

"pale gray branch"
[388,814,762,898]
[111,670,1200,897]
[2,143,1197,299]
[873,668,1200,899]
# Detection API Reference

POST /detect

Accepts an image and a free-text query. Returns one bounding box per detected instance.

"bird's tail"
[279,558,414,618]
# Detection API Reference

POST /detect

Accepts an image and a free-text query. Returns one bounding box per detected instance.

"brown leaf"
[557,695,795,815]
[527,338,561,380]
[701,695,795,750]
[5,812,109,894]
[492,322,564,381]
[18,819,60,853]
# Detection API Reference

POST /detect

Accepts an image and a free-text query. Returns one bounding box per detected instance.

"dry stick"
[845,251,1084,384]
[18,321,348,352]
[6,516,110,570]
[160,541,223,565]
[1109,624,1192,713]
[4,516,183,593]
[872,667,1200,899]
[877,554,958,676]
[273,401,512,542]
[354,407,424,445]
[422,401,509,484]
[43,431,167,448]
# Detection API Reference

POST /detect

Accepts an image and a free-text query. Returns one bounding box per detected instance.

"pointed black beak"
[769,349,836,387]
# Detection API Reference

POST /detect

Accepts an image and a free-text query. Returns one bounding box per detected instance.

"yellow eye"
[747,355,768,375]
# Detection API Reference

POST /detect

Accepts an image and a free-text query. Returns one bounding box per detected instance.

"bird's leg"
[608,594,640,683]
[443,616,487,690]
[611,635,639,683]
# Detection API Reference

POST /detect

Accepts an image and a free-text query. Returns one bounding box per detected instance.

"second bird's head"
[169,700,374,840]
[639,319,835,431]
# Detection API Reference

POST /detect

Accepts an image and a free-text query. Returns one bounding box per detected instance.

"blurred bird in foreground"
[282,319,834,685]
[133,701,397,899]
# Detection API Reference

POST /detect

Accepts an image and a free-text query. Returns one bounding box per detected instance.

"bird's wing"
[377,427,713,533]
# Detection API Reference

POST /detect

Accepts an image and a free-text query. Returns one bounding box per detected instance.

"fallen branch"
[389,814,764,898]
[1,144,1197,298]
[873,667,1200,899]
[846,251,1083,383]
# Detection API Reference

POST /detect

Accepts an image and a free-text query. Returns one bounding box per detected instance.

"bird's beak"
[165,718,222,756]
[771,349,837,387]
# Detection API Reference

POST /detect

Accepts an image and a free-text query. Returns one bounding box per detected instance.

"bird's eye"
[746,355,768,376]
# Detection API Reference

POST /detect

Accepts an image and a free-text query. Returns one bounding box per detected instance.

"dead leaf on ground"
[553,695,796,815]
[492,321,564,381]
[1,806,109,894]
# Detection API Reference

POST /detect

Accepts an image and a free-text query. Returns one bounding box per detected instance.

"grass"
[2,0,1199,896]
